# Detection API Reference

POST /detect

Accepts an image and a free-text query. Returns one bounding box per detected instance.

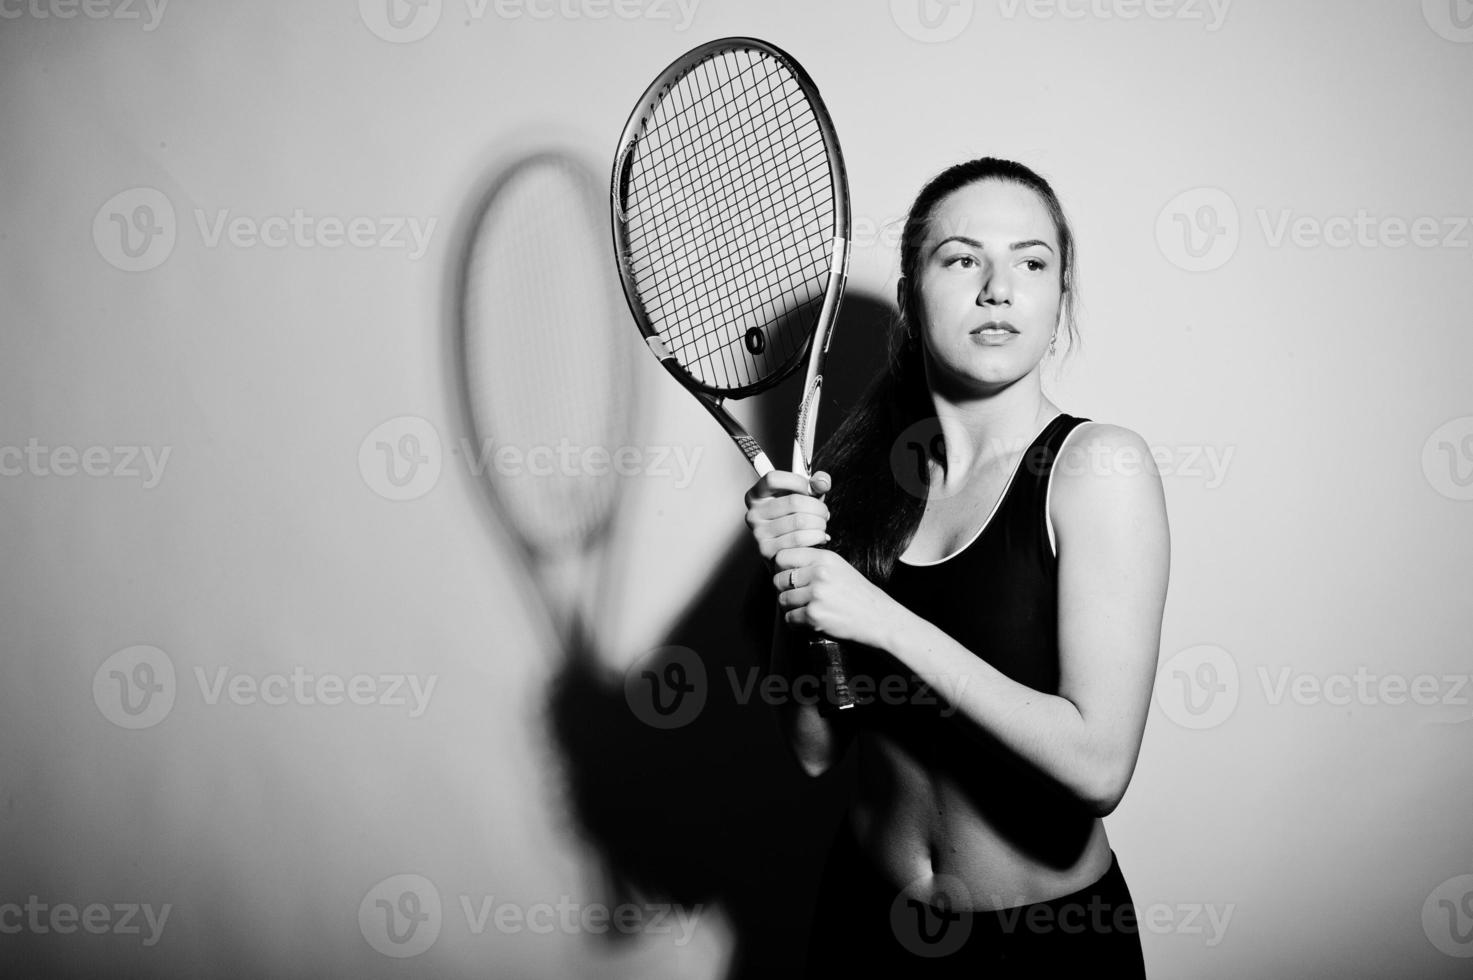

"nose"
[976,257,1011,306]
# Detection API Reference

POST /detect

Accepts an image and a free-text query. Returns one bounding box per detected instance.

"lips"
[970,321,1018,334]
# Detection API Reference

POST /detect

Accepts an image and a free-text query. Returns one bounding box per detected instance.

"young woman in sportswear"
[743,158,1169,974]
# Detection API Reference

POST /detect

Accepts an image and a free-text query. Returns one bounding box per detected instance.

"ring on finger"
[787,569,797,590]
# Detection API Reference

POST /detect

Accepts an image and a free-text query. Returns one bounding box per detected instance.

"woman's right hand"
[743,470,832,573]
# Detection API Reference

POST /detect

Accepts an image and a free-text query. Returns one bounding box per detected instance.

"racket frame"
[610,36,850,393]
[609,37,858,712]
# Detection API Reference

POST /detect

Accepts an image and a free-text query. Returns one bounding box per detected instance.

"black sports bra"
[877,413,1091,700]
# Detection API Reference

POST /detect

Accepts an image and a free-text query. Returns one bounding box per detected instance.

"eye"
[943,254,978,269]
[1021,257,1048,272]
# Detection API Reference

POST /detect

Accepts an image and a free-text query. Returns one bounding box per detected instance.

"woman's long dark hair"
[814,158,1080,585]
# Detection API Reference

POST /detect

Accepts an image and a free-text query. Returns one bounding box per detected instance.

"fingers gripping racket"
[610,37,858,712]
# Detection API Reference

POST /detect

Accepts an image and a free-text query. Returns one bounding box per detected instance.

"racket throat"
[793,374,823,477]
[649,350,776,476]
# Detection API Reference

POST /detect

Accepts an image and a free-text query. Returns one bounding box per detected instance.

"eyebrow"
[931,235,1056,256]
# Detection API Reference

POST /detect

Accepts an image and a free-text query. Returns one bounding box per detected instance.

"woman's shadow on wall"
[543,293,896,979]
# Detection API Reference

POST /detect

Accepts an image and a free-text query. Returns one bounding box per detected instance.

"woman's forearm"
[880,608,1126,816]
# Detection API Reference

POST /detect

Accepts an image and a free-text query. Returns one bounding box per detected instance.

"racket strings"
[629,54,829,327]
[628,68,828,331]
[625,142,829,303]
[629,143,831,324]
[624,85,824,257]
[619,47,837,392]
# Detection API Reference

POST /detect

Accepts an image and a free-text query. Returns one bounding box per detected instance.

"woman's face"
[912,178,1063,394]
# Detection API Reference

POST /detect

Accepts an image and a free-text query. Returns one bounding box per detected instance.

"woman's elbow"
[1082,764,1134,817]
[1087,787,1125,818]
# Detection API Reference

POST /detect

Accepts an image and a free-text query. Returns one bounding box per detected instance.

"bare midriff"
[847,726,1113,911]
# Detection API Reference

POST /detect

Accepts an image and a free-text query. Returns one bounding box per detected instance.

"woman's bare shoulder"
[1050,420,1167,524]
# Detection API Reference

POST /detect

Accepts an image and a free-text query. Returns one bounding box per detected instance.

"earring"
[1048,332,1058,356]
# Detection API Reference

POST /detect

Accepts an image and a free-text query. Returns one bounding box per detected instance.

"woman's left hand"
[771,547,908,652]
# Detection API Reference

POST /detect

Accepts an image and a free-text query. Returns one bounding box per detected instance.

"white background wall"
[2,0,1471,977]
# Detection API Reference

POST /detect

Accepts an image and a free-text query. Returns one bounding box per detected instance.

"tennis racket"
[458,151,640,900]
[609,37,858,713]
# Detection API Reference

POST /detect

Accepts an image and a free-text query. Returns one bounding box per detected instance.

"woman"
[743,158,1169,975]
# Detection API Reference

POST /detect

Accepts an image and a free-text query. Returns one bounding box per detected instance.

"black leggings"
[804,823,1147,978]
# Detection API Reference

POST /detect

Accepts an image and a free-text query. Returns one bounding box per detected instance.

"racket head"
[610,36,851,404]
[458,151,638,569]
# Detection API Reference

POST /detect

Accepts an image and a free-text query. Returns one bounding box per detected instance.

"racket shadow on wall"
[540,287,896,979]
[452,148,649,908]
[449,119,893,980]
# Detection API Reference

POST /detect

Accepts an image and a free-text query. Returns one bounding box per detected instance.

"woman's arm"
[879,423,1170,815]
[770,424,1169,805]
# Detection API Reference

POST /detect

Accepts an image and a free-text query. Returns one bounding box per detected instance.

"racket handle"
[809,635,858,712]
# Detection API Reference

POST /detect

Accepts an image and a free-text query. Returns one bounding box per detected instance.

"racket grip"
[809,635,858,713]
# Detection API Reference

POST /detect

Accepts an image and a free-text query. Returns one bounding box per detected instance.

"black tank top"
[877,413,1091,699]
